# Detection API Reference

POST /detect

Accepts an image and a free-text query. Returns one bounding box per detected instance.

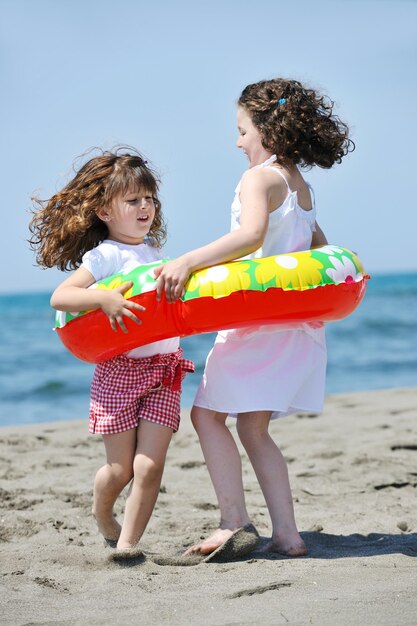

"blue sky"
[1,0,416,294]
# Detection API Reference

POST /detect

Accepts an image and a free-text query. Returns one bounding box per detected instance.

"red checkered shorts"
[89,348,194,435]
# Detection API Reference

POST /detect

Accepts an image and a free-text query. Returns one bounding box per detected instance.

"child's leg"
[184,405,251,555]
[236,411,306,556]
[93,429,137,541]
[117,420,172,550]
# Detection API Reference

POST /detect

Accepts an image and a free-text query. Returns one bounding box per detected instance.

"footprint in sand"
[374,481,414,490]
[0,487,43,511]
[178,461,205,469]
[194,502,217,511]
[34,576,69,593]
[1,518,41,540]
[317,450,343,459]
[226,581,293,599]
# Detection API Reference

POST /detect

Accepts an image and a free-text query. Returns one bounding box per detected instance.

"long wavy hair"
[29,147,167,271]
[238,78,354,168]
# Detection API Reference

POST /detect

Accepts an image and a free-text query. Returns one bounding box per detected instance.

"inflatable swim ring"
[55,245,369,363]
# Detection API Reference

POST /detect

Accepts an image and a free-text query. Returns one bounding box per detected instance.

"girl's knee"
[94,463,133,491]
[190,406,207,431]
[237,419,268,448]
[236,422,250,447]
[133,455,164,483]
[190,406,221,433]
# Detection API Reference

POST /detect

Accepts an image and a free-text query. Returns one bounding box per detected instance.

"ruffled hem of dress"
[193,401,324,420]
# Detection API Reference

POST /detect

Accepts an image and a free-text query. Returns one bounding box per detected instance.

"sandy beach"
[1,387,416,625]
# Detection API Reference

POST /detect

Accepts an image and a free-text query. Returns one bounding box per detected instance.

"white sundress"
[193,155,327,419]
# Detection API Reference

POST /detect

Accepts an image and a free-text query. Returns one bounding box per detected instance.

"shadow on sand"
[253,531,417,560]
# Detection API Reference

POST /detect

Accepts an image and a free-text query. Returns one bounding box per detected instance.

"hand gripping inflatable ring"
[55,245,369,363]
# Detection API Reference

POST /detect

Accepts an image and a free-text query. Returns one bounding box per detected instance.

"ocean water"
[1,273,416,427]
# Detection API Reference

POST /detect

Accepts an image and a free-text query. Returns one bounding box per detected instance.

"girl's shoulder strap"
[263,166,292,192]
[264,167,316,210]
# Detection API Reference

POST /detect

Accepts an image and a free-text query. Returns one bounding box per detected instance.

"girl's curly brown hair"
[29,147,167,271]
[238,78,354,168]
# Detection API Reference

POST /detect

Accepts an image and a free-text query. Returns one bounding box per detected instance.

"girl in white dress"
[156,78,354,559]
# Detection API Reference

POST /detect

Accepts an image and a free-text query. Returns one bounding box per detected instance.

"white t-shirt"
[82,239,179,358]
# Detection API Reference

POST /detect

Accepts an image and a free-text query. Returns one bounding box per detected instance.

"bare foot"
[183,528,235,556]
[92,509,121,542]
[261,533,307,557]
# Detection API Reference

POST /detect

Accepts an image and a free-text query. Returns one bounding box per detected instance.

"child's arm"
[156,169,272,302]
[50,267,145,333]
[311,222,328,247]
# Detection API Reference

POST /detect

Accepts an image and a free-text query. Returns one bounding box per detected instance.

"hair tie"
[277,98,287,106]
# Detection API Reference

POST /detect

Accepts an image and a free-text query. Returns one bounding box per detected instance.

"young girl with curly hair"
[29,149,194,561]
[155,78,354,561]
